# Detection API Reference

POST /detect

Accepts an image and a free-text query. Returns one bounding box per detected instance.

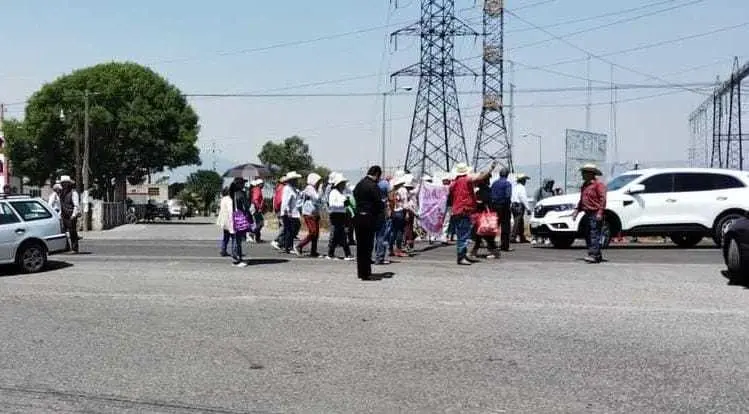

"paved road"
[0,222,745,413]
[74,238,725,266]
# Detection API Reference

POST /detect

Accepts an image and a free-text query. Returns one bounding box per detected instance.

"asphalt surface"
[72,238,725,266]
[0,221,746,413]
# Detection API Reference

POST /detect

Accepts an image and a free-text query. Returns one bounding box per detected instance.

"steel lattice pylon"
[711,58,747,169]
[473,0,512,172]
[391,0,477,176]
[691,58,749,170]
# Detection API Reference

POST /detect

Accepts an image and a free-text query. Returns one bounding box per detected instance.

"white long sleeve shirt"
[48,192,61,213]
[511,183,531,211]
[280,184,300,218]
[300,185,320,216]
[327,189,347,214]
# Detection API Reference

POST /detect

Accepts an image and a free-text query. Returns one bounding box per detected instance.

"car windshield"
[607,174,642,191]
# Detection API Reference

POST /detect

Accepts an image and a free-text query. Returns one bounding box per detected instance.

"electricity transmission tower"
[689,57,749,169]
[473,0,513,172]
[391,0,477,176]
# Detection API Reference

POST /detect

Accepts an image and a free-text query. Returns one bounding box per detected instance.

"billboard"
[564,129,607,193]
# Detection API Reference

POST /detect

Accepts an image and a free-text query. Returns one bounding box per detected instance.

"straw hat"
[453,163,472,176]
[307,173,322,186]
[516,173,530,181]
[333,175,348,186]
[579,164,602,176]
[59,175,74,183]
[284,171,302,181]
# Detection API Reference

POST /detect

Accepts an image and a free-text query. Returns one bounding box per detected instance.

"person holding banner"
[448,161,497,266]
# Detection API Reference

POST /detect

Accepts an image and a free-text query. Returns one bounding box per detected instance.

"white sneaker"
[271,241,280,250]
[343,256,355,261]
[234,262,248,268]
[530,239,537,246]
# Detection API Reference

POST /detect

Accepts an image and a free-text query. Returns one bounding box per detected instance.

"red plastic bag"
[476,210,498,237]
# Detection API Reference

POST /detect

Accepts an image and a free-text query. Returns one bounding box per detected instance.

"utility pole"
[82,90,90,231]
[381,92,387,170]
[508,82,515,163]
[586,54,592,131]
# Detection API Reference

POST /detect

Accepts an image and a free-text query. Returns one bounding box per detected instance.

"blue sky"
[1,0,747,181]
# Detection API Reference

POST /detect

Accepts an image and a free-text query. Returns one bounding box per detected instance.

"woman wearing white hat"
[279,171,303,254]
[390,176,409,257]
[296,173,323,257]
[326,174,354,260]
[47,182,63,214]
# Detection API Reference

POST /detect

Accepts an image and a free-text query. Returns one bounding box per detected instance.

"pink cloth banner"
[418,183,449,234]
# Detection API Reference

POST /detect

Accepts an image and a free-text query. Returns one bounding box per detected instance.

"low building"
[125,183,169,204]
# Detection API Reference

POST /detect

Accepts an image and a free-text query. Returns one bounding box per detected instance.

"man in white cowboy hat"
[58,175,81,253]
[572,163,607,263]
[510,173,532,244]
[448,161,497,265]
[279,171,303,254]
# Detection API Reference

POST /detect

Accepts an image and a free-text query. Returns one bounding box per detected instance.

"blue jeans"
[454,214,473,259]
[390,210,406,250]
[282,216,301,252]
[585,213,603,259]
[232,231,245,264]
[375,217,392,262]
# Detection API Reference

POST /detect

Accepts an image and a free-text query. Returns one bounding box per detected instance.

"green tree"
[5,61,200,199]
[186,170,222,216]
[258,136,315,176]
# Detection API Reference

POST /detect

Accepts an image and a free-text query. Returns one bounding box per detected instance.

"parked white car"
[0,195,69,273]
[167,199,187,220]
[529,168,749,249]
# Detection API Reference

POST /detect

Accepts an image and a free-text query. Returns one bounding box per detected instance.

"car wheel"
[16,242,47,274]
[714,213,743,247]
[550,235,575,249]
[726,237,747,279]
[670,233,703,248]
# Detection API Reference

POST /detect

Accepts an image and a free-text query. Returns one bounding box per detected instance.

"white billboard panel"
[564,129,607,193]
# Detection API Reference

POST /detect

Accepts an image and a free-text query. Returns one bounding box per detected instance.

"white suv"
[529,168,749,249]
[0,195,69,273]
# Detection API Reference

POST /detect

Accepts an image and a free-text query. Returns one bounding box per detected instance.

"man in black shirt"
[353,165,384,280]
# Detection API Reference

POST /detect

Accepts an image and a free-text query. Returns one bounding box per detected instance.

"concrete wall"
[91,201,126,231]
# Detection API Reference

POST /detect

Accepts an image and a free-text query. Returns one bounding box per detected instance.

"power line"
[504,9,738,95]
[505,0,682,34]
[539,21,749,68]
[508,0,705,52]
[200,89,696,145]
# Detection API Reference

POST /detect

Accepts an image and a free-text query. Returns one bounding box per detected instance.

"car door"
[672,172,734,228]
[0,202,24,261]
[626,173,676,229]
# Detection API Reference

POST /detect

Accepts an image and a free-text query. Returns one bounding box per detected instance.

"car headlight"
[547,204,576,212]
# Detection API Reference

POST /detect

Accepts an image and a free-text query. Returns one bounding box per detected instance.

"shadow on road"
[0,260,73,278]
[247,258,289,266]
[140,221,214,226]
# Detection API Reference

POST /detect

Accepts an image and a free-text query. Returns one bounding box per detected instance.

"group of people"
[215,162,609,276]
